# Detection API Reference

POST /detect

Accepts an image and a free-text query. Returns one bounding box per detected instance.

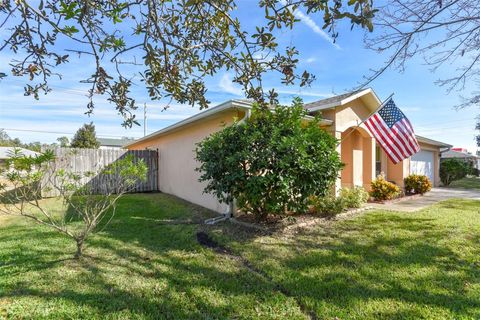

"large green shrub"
[404,174,432,195]
[440,158,471,186]
[370,175,401,201]
[195,99,343,220]
[340,186,369,208]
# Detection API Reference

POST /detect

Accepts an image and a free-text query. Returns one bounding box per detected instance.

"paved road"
[369,188,480,212]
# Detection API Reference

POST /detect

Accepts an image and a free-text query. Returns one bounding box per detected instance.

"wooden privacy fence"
[41,148,158,197]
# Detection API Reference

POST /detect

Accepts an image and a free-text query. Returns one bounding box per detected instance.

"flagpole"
[336,92,395,146]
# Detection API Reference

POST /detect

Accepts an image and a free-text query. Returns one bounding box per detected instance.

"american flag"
[364,98,420,164]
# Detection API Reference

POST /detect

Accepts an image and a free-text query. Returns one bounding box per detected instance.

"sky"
[0,1,478,153]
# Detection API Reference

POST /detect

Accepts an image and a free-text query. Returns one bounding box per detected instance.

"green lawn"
[448,176,480,189]
[1,194,480,319]
[0,194,306,320]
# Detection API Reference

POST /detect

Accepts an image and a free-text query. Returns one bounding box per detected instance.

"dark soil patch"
[236,213,285,224]
[230,206,372,235]
[234,212,328,231]
[196,231,219,248]
[196,231,232,254]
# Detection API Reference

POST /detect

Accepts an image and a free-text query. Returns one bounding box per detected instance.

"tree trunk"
[74,240,84,259]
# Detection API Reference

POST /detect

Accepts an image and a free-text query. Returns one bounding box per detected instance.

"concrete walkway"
[369,188,480,212]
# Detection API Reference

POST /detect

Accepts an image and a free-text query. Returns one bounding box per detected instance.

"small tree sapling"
[0,149,147,258]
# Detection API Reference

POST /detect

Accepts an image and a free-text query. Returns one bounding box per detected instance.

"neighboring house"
[441,148,480,170]
[0,146,40,169]
[98,137,135,150]
[126,88,451,213]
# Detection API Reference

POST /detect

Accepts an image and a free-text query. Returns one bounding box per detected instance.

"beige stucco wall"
[386,156,410,187]
[334,100,373,133]
[340,130,353,187]
[128,109,245,213]
[363,135,376,188]
[333,99,376,191]
[340,128,375,190]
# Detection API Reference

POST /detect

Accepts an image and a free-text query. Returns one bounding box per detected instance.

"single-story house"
[126,88,452,214]
[98,137,135,150]
[441,148,480,171]
[0,146,40,169]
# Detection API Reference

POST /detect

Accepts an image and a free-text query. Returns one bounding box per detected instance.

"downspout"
[439,146,451,154]
[205,108,251,225]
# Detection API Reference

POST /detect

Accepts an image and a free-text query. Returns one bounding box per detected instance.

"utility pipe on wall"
[204,108,251,224]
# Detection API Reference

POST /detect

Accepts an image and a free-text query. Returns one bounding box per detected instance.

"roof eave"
[416,135,452,148]
[303,115,333,126]
[125,100,333,148]
[125,100,252,148]
[306,88,381,113]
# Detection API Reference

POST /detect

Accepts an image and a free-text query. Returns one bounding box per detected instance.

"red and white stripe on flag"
[365,112,420,165]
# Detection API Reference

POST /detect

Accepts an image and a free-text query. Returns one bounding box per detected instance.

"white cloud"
[0,79,227,143]
[0,119,144,142]
[252,52,273,63]
[218,73,243,96]
[273,88,333,98]
[291,9,340,50]
[0,102,197,122]
[306,57,317,63]
[0,79,203,117]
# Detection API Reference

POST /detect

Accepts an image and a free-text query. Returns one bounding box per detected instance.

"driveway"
[369,188,480,212]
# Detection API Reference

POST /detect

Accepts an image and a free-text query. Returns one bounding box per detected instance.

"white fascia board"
[306,101,342,112]
[307,88,381,112]
[416,135,452,148]
[343,88,381,106]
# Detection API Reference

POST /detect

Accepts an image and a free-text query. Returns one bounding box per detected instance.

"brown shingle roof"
[304,90,363,110]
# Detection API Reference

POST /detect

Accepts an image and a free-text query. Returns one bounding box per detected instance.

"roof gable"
[304,88,381,113]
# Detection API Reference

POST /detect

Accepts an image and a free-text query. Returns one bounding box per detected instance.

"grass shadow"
[210,201,480,319]
[0,193,308,319]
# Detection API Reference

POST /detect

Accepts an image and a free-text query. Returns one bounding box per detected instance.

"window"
[375,146,382,176]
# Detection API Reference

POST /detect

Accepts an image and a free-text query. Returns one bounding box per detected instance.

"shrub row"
[310,186,369,217]
[369,173,432,201]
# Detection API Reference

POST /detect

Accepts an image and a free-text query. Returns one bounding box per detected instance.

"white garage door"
[410,150,434,182]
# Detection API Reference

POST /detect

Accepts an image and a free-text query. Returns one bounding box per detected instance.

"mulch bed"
[229,206,373,233]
